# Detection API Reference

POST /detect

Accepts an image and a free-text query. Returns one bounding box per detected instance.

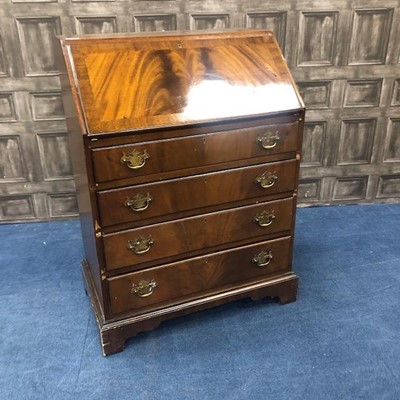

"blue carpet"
[1,204,399,399]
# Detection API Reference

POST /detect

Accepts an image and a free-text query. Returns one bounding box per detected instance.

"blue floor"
[1,204,400,399]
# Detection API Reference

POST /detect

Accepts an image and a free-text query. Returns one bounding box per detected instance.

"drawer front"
[103,197,294,271]
[92,122,299,182]
[108,236,292,315]
[98,159,297,227]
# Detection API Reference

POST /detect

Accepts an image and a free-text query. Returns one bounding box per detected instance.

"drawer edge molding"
[98,159,297,227]
[91,121,300,183]
[102,197,294,271]
[108,236,293,315]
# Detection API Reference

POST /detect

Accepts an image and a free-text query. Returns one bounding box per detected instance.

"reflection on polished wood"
[58,30,305,355]
[61,30,303,134]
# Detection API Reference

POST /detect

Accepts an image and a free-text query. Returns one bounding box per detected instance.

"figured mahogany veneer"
[108,237,292,315]
[67,32,302,134]
[97,160,297,227]
[103,197,294,271]
[58,30,305,356]
[91,122,299,183]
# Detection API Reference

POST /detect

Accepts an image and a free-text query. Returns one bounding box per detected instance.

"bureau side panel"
[288,110,305,267]
[57,43,104,309]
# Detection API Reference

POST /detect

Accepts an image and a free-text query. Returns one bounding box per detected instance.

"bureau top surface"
[59,30,304,135]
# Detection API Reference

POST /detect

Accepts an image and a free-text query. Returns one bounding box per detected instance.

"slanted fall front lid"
[60,30,304,135]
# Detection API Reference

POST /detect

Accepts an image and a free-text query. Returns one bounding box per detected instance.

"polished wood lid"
[59,30,304,135]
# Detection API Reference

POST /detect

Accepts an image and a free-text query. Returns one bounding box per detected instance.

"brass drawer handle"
[131,279,157,298]
[257,131,280,149]
[252,250,273,267]
[255,171,277,189]
[125,193,152,212]
[127,236,154,254]
[121,149,149,170]
[254,210,275,227]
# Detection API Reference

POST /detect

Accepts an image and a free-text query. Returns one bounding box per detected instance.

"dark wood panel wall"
[1,0,400,222]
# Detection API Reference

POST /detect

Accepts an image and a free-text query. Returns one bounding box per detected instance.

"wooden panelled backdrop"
[1,0,400,222]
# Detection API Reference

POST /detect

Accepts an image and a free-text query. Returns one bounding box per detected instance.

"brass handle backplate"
[125,193,152,212]
[254,210,276,227]
[255,171,278,189]
[252,250,273,267]
[121,149,149,170]
[127,236,154,254]
[131,279,157,298]
[257,131,280,149]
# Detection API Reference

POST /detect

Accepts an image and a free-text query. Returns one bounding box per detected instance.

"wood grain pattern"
[298,11,338,66]
[0,136,26,181]
[246,12,287,51]
[92,121,299,182]
[392,80,400,106]
[47,193,78,217]
[30,92,65,121]
[16,17,61,76]
[333,177,368,201]
[108,236,292,315]
[377,176,400,198]
[103,197,294,271]
[384,119,400,162]
[297,81,331,109]
[301,122,326,167]
[343,80,382,107]
[349,9,393,65]
[97,159,297,227]
[36,133,73,180]
[0,35,7,76]
[58,30,303,355]
[337,119,376,165]
[62,31,302,133]
[75,17,118,35]
[133,15,177,33]
[0,195,35,220]
[0,93,17,121]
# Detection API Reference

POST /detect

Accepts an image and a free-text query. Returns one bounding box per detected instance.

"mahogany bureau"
[58,30,305,356]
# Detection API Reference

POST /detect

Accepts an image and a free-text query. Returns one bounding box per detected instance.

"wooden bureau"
[58,30,305,356]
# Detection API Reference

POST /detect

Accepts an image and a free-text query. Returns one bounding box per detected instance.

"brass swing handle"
[252,250,273,267]
[121,149,149,170]
[127,236,154,254]
[254,210,275,227]
[257,131,280,149]
[125,193,152,212]
[131,279,157,298]
[255,171,278,189]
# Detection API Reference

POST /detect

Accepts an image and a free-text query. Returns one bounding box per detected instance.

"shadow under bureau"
[58,30,305,356]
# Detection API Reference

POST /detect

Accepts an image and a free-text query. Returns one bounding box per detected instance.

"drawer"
[108,236,292,315]
[103,197,294,271]
[91,122,299,183]
[98,159,297,227]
